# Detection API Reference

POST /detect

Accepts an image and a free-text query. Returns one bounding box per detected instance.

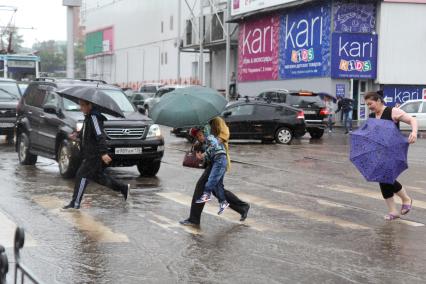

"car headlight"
[76,122,84,132]
[147,124,161,138]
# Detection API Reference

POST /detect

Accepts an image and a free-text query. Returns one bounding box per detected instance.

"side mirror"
[137,105,146,115]
[223,111,232,117]
[43,104,58,115]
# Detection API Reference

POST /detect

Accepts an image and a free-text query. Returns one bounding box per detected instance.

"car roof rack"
[77,78,108,84]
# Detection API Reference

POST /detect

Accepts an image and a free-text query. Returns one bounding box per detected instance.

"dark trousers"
[188,165,249,224]
[70,157,126,207]
[379,180,402,199]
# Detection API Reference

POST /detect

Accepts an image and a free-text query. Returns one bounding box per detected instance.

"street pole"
[199,0,204,86]
[177,0,181,84]
[225,0,231,100]
[66,6,74,78]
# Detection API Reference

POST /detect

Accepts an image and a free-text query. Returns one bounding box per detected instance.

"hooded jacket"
[79,109,108,159]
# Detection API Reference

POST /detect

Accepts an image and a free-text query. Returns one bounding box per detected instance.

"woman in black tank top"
[364,92,418,221]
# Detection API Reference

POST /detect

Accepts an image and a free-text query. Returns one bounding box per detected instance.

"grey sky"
[0,0,67,48]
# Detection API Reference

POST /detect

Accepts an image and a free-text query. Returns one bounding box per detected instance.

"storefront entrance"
[353,79,370,121]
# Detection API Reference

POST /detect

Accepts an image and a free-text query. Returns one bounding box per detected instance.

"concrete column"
[66,6,75,78]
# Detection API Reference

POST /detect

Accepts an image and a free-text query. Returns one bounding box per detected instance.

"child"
[193,128,230,215]
[63,99,129,210]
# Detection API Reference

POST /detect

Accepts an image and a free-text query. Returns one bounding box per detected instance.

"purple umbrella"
[350,118,409,184]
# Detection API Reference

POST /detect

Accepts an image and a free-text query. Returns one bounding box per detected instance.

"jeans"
[327,114,333,131]
[343,110,353,132]
[204,154,227,203]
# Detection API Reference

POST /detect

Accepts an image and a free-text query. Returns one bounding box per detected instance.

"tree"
[75,40,86,78]
[0,29,25,54]
[33,40,66,75]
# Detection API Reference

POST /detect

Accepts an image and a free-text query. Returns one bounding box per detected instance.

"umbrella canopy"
[350,118,409,184]
[318,92,337,103]
[58,86,125,118]
[150,86,228,128]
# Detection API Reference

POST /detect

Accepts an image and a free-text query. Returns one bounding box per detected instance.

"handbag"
[183,146,205,169]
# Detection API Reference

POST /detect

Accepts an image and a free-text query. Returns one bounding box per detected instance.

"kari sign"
[238,15,280,82]
[279,2,331,79]
[331,33,378,79]
[383,85,426,106]
[231,0,299,16]
[334,0,376,33]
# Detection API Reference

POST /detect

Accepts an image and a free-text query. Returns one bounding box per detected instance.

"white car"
[399,99,426,131]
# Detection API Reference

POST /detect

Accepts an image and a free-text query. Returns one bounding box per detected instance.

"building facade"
[232,0,426,120]
[81,0,238,91]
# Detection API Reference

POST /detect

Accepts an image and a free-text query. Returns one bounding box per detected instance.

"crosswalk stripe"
[235,193,369,230]
[405,186,426,195]
[0,210,37,248]
[32,195,129,243]
[322,184,426,210]
[319,184,425,227]
[144,213,202,235]
[156,192,283,232]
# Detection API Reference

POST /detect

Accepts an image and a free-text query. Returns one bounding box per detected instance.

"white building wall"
[83,0,209,88]
[377,2,426,85]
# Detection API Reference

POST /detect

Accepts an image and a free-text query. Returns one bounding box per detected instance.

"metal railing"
[0,227,43,284]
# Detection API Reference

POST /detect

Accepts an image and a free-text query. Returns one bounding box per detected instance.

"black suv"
[0,79,22,143]
[222,99,306,144]
[16,78,164,178]
[257,90,328,138]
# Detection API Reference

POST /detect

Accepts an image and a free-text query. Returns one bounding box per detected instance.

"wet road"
[1,129,426,283]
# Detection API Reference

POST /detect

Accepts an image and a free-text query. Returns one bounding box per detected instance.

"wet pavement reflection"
[0,130,425,283]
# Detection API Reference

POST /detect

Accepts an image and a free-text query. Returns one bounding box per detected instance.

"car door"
[250,105,277,139]
[400,101,422,130]
[23,85,48,149]
[39,92,62,154]
[223,104,255,139]
[417,102,426,130]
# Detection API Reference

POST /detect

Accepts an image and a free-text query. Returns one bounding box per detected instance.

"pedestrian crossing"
[0,181,424,248]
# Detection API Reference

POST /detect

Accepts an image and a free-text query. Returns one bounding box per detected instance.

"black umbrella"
[58,86,125,118]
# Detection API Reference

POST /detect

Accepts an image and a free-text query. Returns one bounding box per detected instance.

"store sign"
[279,2,331,79]
[7,60,36,68]
[331,33,377,79]
[238,15,280,82]
[85,27,114,56]
[231,0,300,16]
[334,0,376,33]
[336,84,346,97]
[383,85,426,106]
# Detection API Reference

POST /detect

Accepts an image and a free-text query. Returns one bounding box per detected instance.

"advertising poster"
[279,1,331,79]
[333,0,376,33]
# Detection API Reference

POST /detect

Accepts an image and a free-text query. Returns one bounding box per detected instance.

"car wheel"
[309,129,325,139]
[18,132,37,165]
[58,140,80,178]
[275,127,293,145]
[137,160,161,177]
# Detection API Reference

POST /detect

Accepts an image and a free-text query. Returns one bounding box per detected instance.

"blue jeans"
[343,110,353,132]
[204,154,227,203]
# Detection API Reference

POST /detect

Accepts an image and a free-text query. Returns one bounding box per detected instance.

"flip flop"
[401,199,413,215]
[384,213,400,221]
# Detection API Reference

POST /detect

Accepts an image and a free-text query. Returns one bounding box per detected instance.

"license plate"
[0,123,14,128]
[304,110,317,115]
[115,147,142,155]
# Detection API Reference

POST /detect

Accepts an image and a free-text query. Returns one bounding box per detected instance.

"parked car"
[0,79,21,143]
[16,78,164,178]
[257,89,328,138]
[399,99,426,131]
[144,85,191,116]
[139,83,164,95]
[130,92,152,108]
[221,99,306,144]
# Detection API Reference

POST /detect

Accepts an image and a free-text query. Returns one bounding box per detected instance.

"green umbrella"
[150,86,228,128]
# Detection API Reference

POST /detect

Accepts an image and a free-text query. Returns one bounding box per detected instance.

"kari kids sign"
[238,15,280,82]
[279,1,331,79]
[331,33,378,79]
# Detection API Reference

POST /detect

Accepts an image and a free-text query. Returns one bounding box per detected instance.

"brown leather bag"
[183,147,205,169]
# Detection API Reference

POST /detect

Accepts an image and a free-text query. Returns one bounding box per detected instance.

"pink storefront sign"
[238,15,280,82]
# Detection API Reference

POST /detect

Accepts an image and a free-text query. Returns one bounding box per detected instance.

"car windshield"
[63,89,136,112]
[287,95,323,107]
[0,82,21,101]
